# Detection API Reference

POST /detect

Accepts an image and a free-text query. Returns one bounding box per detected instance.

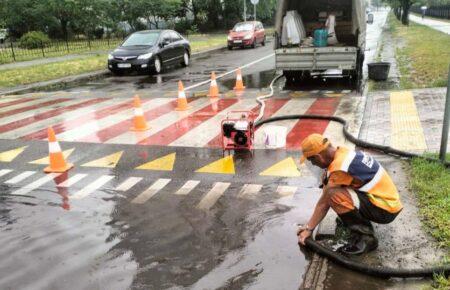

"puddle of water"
[222,70,277,90]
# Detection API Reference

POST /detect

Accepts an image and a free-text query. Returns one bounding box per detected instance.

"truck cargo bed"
[275,46,357,71]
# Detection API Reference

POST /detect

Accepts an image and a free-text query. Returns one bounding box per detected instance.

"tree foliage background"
[0,0,278,39]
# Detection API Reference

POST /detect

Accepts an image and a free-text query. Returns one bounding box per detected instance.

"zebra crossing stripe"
[0,169,13,178]
[174,180,200,195]
[131,178,171,204]
[197,182,230,210]
[57,173,88,188]
[238,184,263,198]
[11,173,61,196]
[5,171,36,184]
[277,185,297,196]
[70,175,114,199]
[116,177,142,191]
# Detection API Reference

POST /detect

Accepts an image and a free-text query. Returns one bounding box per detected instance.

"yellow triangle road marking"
[196,155,235,174]
[0,146,28,162]
[136,153,176,171]
[29,148,74,164]
[82,151,123,168]
[260,157,301,177]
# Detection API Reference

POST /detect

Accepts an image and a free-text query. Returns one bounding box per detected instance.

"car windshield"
[122,32,160,47]
[233,23,254,32]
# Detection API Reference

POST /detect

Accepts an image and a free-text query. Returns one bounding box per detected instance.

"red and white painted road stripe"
[0,98,73,120]
[0,98,107,135]
[57,98,171,142]
[5,99,121,139]
[105,97,210,144]
[285,98,340,149]
[254,98,316,149]
[21,99,135,140]
[138,98,239,146]
[169,98,257,147]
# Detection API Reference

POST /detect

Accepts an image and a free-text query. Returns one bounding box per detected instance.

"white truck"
[274,0,368,89]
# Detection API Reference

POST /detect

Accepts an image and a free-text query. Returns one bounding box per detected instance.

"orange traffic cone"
[208,72,220,98]
[131,95,149,131]
[175,80,190,111]
[44,127,73,173]
[233,68,245,91]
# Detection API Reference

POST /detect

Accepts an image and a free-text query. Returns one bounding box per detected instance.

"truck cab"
[274,0,367,89]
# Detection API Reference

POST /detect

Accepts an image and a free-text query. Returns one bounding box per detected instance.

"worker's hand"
[298,229,312,246]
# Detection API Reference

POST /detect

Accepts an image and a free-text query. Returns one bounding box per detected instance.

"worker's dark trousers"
[328,188,401,231]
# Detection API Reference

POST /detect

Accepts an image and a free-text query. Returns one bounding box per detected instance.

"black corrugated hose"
[254,104,450,278]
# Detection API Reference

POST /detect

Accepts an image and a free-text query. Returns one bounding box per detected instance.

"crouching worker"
[297,134,402,255]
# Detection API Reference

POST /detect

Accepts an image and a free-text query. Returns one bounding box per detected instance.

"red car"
[227,21,266,50]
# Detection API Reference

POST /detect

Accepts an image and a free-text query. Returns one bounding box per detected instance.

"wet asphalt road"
[0,13,393,287]
[0,41,330,290]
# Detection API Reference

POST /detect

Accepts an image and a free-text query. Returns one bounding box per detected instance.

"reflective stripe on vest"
[328,147,403,213]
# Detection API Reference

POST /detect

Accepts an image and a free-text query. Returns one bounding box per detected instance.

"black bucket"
[368,62,391,81]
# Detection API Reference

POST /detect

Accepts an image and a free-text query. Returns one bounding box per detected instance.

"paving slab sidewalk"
[409,14,450,35]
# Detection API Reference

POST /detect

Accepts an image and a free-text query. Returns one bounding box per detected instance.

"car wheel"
[227,45,233,50]
[251,40,256,48]
[262,36,266,46]
[181,50,190,67]
[153,56,163,74]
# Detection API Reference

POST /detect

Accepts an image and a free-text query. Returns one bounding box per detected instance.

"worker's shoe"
[337,210,378,255]
[339,232,378,255]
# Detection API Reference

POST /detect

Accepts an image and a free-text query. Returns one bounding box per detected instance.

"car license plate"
[234,40,242,44]
[117,63,131,68]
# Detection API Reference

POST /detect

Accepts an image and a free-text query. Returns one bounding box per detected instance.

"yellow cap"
[300,134,330,164]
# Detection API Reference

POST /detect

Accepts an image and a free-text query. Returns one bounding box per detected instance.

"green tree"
[383,0,420,25]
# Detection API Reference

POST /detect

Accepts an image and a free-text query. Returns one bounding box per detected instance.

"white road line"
[57,173,88,187]
[11,173,61,195]
[0,97,60,114]
[170,98,257,147]
[116,177,142,191]
[238,184,263,198]
[0,98,83,125]
[254,98,316,149]
[184,53,275,91]
[1,99,122,139]
[277,185,298,196]
[106,98,211,144]
[131,178,171,204]
[197,182,230,210]
[174,180,200,195]
[0,169,13,178]
[5,171,36,184]
[70,175,114,199]
[57,98,171,142]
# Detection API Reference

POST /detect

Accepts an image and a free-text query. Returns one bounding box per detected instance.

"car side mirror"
[160,39,170,47]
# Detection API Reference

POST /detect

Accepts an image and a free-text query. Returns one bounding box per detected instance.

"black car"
[108,30,191,75]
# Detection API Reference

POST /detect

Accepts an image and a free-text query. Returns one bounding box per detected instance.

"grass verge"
[410,156,450,289]
[389,13,450,89]
[0,54,106,88]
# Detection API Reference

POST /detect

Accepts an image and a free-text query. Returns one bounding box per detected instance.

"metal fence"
[0,38,124,64]
[411,5,450,20]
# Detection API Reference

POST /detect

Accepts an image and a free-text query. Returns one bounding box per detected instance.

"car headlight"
[227,35,232,41]
[138,52,153,60]
[244,34,253,40]
[108,54,113,60]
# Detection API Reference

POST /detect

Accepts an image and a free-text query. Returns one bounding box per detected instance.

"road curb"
[0,70,110,96]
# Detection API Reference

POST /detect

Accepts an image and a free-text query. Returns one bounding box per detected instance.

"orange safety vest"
[328,147,403,213]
